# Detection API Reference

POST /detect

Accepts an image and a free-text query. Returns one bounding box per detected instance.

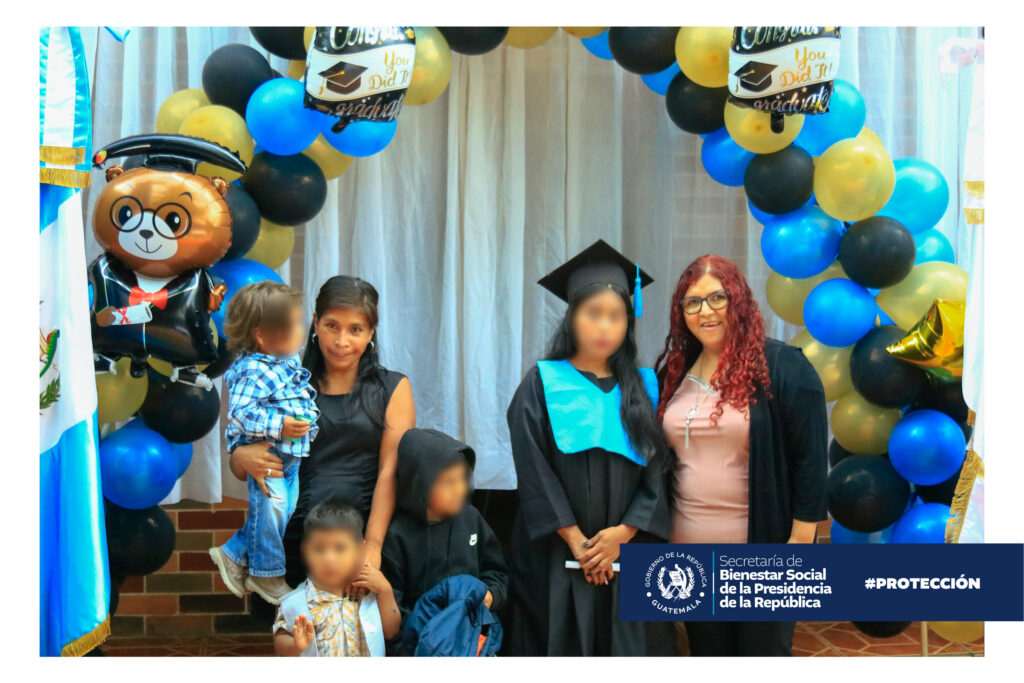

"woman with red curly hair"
[655,255,828,657]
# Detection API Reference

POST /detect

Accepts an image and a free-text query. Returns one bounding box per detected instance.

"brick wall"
[111,497,275,638]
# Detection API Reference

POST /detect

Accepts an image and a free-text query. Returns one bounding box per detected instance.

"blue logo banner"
[619,543,1024,622]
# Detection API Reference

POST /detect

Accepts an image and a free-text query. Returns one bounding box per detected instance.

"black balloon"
[139,371,221,443]
[838,216,916,289]
[850,325,930,408]
[828,438,856,468]
[221,185,261,260]
[250,27,308,60]
[914,379,969,424]
[203,334,238,381]
[105,501,176,576]
[744,146,815,215]
[607,27,679,74]
[665,71,728,135]
[438,27,509,55]
[202,43,274,116]
[242,152,328,225]
[852,621,912,638]
[917,462,965,506]
[827,455,910,533]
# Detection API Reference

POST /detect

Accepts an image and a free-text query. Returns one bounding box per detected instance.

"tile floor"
[100,621,983,657]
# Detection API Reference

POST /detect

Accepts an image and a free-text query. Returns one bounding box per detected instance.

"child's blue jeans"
[222,453,300,577]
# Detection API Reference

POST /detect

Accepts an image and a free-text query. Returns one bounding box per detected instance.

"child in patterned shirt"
[209,281,320,605]
[273,499,400,656]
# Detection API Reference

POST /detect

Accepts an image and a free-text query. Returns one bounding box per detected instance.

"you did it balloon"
[728,27,840,132]
[305,26,416,133]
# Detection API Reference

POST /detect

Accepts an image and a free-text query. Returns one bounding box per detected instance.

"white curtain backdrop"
[77,26,981,497]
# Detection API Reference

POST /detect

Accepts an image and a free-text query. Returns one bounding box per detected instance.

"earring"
[368,340,376,351]
[311,332,319,344]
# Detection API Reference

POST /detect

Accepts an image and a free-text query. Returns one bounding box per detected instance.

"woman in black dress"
[229,276,416,585]
[504,240,675,656]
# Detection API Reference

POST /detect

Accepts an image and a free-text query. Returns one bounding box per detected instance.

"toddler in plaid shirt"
[209,281,320,605]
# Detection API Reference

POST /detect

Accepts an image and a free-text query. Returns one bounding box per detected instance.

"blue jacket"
[398,574,502,656]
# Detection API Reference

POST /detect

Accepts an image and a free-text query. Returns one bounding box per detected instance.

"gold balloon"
[149,322,217,377]
[156,88,210,135]
[887,299,965,381]
[303,26,315,51]
[858,126,883,147]
[505,27,558,49]
[246,220,295,269]
[766,262,847,327]
[405,27,453,107]
[675,27,732,88]
[814,138,896,222]
[96,357,148,425]
[928,621,984,644]
[287,59,306,81]
[876,261,969,330]
[724,102,803,154]
[302,134,355,180]
[562,27,606,39]
[177,105,254,182]
[831,391,902,455]
[791,330,854,402]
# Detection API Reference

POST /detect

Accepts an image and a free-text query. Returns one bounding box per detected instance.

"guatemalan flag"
[40,27,111,656]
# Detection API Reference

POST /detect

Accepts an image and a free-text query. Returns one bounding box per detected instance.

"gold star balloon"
[886,299,965,382]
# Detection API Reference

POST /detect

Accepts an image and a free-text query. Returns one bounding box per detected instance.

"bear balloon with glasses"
[88,134,245,390]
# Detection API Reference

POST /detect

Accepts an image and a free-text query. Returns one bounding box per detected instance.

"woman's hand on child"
[579,524,636,584]
[282,416,312,440]
[230,442,284,497]
[292,614,315,652]
[352,563,393,596]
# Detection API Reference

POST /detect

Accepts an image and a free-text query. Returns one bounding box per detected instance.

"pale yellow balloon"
[766,262,848,327]
[177,105,254,182]
[562,27,606,39]
[876,261,969,330]
[302,134,355,180]
[814,138,896,222]
[929,621,984,644]
[405,27,453,107]
[858,126,883,147]
[724,102,804,154]
[287,59,306,81]
[148,322,217,377]
[246,220,295,269]
[790,329,854,403]
[96,357,149,425]
[505,27,558,49]
[155,88,211,134]
[303,26,315,51]
[830,392,903,455]
[675,27,732,88]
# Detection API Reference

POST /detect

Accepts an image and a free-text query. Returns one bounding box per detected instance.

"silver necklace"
[683,356,712,449]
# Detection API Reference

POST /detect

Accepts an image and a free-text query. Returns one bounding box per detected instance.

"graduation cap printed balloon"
[304,26,416,132]
[728,27,840,133]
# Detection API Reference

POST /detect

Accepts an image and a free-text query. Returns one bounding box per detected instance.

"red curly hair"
[655,255,771,425]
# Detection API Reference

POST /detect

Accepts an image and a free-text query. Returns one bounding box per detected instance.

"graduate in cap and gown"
[503,240,675,656]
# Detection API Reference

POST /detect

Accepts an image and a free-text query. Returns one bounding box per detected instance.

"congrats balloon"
[305,27,416,131]
[728,27,840,133]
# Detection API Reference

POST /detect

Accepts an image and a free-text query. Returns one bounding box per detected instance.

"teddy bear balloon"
[88,134,246,390]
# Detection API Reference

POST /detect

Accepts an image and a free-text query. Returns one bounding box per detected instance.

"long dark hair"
[303,276,388,428]
[544,285,667,465]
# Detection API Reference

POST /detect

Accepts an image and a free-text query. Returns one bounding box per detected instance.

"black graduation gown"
[503,365,675,656]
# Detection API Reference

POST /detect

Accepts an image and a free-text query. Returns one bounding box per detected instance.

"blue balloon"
[172,441,194,478]
[761,206,843,278]
[804,278,876,347]
[878,159,950,234]
[888,409,966,485]
[322,119,397,158]
[830,519,892,544]
[793,79,867,156]
[914,228,955,264]
[877,305,896,326]
[701,128,755,186]
[581,29,613,60]
[100,424,178,509]
[245,78,322,156]
[209,258,284,336]
[641,62,681,95]
[890,502,951,543]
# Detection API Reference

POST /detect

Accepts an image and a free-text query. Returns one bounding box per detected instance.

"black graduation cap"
[92,133,247,175]
[538,239,654,317]
[734,60,776,93]
[319,60,368,95]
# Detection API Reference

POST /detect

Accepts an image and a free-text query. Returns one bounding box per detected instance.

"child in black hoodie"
[381,428,508,631]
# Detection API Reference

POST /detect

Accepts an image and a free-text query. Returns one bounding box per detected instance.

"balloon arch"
[94,26,975,642]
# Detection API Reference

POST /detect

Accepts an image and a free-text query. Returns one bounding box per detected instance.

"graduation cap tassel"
[633,264,643,318]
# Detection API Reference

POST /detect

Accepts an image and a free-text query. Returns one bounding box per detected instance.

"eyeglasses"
[680,289,729,315]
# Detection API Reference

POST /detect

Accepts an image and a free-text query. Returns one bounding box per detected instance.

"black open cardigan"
[665,337,829,544]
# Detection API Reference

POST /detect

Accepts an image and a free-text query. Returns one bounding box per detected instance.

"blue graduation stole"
[536,359,659,466]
